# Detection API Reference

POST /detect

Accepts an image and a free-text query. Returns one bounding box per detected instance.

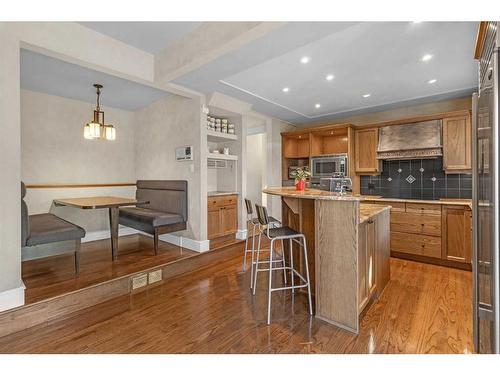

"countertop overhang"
[263,187,362,201]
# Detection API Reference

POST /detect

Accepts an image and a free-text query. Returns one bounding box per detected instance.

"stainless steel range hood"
[376,119,442,160]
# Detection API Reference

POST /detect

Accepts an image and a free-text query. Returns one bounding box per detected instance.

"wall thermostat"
[176,146,193,161]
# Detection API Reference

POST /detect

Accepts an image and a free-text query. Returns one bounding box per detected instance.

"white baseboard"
[0,282,25,312]
[82,227,209,253]
[236,229,247,240]
[159,233,210,253]
[82,226,139,243]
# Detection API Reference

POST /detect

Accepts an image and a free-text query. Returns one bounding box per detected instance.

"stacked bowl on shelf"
[207,115,235,134]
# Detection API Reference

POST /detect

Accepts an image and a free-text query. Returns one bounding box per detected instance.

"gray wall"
[21,90,137,233]
[134,94,205,241]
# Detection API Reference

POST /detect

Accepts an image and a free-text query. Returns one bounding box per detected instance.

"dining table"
[53,196,147,261]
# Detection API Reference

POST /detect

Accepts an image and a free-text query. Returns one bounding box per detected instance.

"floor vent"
[148,269,162,284]
[131,274,148,290]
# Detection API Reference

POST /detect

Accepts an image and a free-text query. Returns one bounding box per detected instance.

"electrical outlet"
[131,274,148,290]
[148,269,162,284]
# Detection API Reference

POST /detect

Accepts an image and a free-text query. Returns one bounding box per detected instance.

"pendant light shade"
[104,125,116,141]
[83,84,116,141]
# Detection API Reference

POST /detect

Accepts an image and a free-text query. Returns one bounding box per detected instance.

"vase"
[295,179,306,191]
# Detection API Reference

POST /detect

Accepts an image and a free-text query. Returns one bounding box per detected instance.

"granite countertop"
[359,203,391,224]
[358,195,472,208]
[264,187,362,201]
[207,191,239,197]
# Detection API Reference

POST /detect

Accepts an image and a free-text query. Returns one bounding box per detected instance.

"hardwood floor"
[23,235,197,304]
[2,245,472,353]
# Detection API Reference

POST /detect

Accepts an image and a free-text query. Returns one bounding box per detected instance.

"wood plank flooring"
[2,245,472,353]
[23,235,197,304]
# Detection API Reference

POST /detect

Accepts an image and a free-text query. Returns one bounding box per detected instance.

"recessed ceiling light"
[300,56,310,64]
[362,94,371,98]
[428,79,437,84]
[412,21,423,24]
[421,54,433,62]
[282,87,290,92]
[326,74,334,81]
[315,103,321,109]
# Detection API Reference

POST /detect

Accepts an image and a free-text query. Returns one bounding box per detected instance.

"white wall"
[246,133,267,207]
[0,26,23,310]
[134,95,205,242]
[21,90,136,233]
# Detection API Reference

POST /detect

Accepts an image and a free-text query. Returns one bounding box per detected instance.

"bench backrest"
[136,180,188,221]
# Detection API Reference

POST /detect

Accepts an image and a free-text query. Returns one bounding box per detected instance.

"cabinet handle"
[367,219,374,224]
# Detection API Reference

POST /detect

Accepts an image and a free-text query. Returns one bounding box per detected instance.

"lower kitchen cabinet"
[207,195,238,240]
[358,209,390,311]
[442,205,472,263]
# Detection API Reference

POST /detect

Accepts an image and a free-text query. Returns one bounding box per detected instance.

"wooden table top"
[54,196,142,209]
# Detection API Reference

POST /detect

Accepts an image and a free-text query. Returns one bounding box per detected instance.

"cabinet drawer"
[391,212,442,236]
[391,232,442,258]
[366,201,405,212]
[207,195,237,210]
[406,203,441,216]
[220,195,237,207]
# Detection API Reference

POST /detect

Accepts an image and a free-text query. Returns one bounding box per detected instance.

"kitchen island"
[263,187,391,333]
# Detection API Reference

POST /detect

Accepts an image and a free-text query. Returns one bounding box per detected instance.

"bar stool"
[253,204,312,325]
[242,198,281,290]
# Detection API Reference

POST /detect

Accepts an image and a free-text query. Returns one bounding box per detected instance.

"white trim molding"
[0,282,25,312]
[236,229,248,240]
[159,233,209,253]
[82,226,139,243]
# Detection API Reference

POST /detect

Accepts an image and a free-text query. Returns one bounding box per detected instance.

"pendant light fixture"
[84,84,116,141]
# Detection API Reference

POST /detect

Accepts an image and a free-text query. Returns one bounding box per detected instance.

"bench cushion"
[26,213,86,246]
[119,207,184,227]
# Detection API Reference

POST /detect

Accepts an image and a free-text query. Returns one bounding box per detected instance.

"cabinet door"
[221,206,238,235]
[443,206,472,263]
[443,115,471,172]
[207,209,221,239]
[358,222,368,310]
[355,128,380,173]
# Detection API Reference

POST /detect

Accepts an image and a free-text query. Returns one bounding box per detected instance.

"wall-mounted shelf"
[207,130,238,142]
[207,153,238,161]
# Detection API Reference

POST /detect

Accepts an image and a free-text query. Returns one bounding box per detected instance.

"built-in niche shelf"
[207,130,238,142]
[207,153,238,161]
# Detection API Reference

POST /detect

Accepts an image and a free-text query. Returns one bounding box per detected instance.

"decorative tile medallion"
[387,177,392,182]
[419,167,425,173]
[405,174,416,184]
[431,176,437,182]
[397,168,402,173]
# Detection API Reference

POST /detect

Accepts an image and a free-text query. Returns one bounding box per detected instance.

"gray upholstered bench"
[119,180,188,255]
[21,182,86,273]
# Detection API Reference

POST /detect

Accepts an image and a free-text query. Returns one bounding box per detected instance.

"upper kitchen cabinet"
[283,133,310,158]
[310,127,349,156]
[355,128,380,173]
[443,113,472,173]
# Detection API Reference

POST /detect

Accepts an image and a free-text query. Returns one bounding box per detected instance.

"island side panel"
[375,208,391,296]
[315,199,359,332]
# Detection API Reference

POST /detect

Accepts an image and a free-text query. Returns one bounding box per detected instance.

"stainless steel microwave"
[311,155,347,178]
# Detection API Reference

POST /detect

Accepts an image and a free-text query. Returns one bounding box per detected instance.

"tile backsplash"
[360,157,472,200]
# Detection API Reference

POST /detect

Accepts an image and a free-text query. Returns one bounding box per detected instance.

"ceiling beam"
[154,22,284,84]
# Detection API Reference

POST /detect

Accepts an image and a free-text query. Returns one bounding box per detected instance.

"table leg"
[109,207,119,261]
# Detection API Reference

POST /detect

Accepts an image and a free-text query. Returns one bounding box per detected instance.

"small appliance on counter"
[319,177,353,194]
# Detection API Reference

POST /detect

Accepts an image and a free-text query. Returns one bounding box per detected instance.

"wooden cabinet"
[310,129,349,156]
[442,205,472,263]
[358,214,385,311]
[207,195,238,240]
[355,128,380,173]
[375,199,472,269]
[443,114,472,172]
[283,135,310,158]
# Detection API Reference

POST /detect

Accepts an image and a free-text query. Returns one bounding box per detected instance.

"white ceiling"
[20,22,479,123]
[20,49,170,111]
[174,22,478,124]
[78,22,202,54]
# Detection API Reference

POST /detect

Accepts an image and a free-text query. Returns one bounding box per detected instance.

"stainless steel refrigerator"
[473,21,500,354]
